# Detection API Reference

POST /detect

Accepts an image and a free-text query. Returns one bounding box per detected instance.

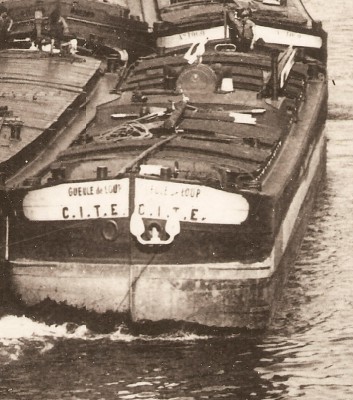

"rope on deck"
[116,134,177,175]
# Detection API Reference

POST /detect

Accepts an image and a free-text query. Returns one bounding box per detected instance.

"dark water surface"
[1,1,353,399]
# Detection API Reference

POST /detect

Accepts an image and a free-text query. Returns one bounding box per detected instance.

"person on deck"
[227,8,255,52]
[0,6,13,49]
[49,7,69,47]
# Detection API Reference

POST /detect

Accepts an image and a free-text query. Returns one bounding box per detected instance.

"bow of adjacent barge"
[4,18,328,330]
[4,0,151,60]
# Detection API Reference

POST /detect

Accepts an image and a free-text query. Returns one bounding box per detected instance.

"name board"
[134,178,249,225]
[23,179,129,221]
[253,25,322,48]
[23,177,249,226]
[157,24,322,51]
[157,26,227,49]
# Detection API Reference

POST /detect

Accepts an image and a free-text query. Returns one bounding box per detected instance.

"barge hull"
[8,132,326,329]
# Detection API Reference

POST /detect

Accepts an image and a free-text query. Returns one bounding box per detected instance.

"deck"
[0,50,101,175]
[52,50,307,188]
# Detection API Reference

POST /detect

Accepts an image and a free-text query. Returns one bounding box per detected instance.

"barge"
[154,0,324,55]
[4,0,327,329]
[3,0,152,60]
[0,48,115,181]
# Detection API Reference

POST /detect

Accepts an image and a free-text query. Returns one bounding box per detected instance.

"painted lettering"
[94,205,100,217]
[138,204,145,215]
[68,186,94,196]
[145,183,201,199]
[179,187,202,198]
[190,209,199,221]
[68,183,121,197]
[111,204,118,216]
[62,207,69,219]
[104,184,119,194]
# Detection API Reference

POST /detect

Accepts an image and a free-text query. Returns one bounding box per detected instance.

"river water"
[1,1,353,399]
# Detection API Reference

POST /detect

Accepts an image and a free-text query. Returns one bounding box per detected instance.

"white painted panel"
[157,26,227,49]
[253,25,322,48]
[23,178,130,221]
[157,24,322,50]
[134,178,249,225]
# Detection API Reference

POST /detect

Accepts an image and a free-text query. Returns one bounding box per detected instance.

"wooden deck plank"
[0,66,94,90]
[179,119,281,146]
[150,150,260,174]
[0,52,101,90]
[0,92,78,128]
[0,50,101,164]
[165,137,271,164]
[0,127,42,161]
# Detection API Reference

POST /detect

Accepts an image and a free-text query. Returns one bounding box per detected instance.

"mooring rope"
[97,120,153,142]
[117,252,157,311]
[116,134,177,175]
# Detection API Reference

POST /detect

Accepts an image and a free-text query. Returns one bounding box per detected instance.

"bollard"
[15,124,22,140]
[51,166,66,181]
[10,122,23,140]
[35,9,43,38]
[97,166,108,179]
[107,54,119,73]
[10,124,16,140]
[160,167,172,180]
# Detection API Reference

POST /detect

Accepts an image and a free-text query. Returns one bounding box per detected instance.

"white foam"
[0,315,87,341]
[0,315,237,345]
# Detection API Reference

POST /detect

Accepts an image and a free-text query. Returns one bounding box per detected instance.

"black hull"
[5,129,326,329]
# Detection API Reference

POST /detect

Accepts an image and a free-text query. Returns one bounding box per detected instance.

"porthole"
[101,220,119,241]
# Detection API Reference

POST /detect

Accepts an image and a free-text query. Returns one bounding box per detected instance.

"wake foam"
[0,315,227,346]
[0,315,90,344]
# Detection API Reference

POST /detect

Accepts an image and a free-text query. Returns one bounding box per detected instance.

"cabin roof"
[158,0,310,28]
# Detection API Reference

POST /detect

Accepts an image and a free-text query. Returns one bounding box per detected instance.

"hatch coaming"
[54,104,287,191]
[70,53,306,190]
[19,42,313,193]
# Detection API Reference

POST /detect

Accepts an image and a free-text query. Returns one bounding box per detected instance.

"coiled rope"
[97,120,153,143]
